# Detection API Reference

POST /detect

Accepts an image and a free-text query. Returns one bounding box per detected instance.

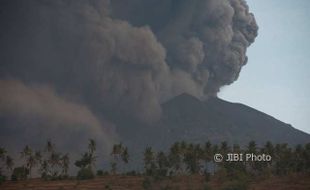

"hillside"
[117,93,310,154]
[160,93,310,145]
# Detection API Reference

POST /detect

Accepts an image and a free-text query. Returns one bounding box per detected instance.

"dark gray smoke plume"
[111,0,258,95]
[0,0,258,154]
[0,80,117,154]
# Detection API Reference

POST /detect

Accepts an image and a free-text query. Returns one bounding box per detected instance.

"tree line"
[1,140,310,183]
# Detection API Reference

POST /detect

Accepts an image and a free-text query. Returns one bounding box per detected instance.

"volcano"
[116,93,310,153]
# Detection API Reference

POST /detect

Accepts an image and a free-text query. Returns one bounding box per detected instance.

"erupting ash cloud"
[0,0,258,151]
[111,0,258,96]
[0,80,117,154]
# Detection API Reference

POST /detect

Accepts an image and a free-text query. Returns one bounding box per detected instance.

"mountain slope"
[117,93,310,152]
[159,93,310,145]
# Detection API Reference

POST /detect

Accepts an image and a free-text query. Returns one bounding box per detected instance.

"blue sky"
[219,0,310,134]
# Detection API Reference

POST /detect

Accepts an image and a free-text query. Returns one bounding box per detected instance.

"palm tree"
[35,151,42,163]
[88,139,96,155]
[156,151,168,176]
[6,155,14,171]
[219,142,231,172]
[168,142,182,175]
[46,140,55,154]
[121,147,129,164]
[110,143,123,174]
[294,144,304,172]
[183,144,203,174]
[247,141,257,154]
[0,148,7,161]
[212,144,219,174]
[44,141,67,177]
[21,145,32,159]
[144,147,155,175]
[50,152,61,169]
[21,145,33,177]
[220,141,230,154]
[40,160,49,179]
[40,141,56,179]
[262,141,274,171]
[3,155,14,180]
[88,140,97,169]
[180,141,187,152]
[0,147,7,175]
[49,151,62,177]
[275,143,292,175]
[203,141,212,175]
[264,141,274,156]
[195,144,204,173]
[111,143,123,158]
[27,155,37,177]
[246,141,257,173]
[231,144,246,174]
[75,140,97,179]
[61,154,70,177]
[75,153,92,169]
[184,147,193,174]
[304,143,310,172]
[110,143,129,174]
[144,147,154,164]
[40,140,54,179]
[232,144,241,153]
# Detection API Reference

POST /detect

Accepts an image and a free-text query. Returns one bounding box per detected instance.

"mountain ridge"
[117,93,310,152]
[160,93,310,145]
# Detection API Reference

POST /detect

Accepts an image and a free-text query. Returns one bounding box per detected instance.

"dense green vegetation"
[1,140,310,188]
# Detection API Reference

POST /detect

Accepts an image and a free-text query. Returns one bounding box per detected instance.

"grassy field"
[1,173,310,190]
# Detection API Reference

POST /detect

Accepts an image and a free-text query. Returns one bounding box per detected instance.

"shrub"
[126,170,137,176]
[142,177,152,190]
[41,172,48,180]
[11,167,29,181]
[0,175,6,184]
[97,170,104,176]
[11,174,17,181]
[103,171,110,176]
[76,167,95,180]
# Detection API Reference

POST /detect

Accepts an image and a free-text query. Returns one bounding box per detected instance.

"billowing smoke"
[111,0,258,96]
[0,80,117,154]
[0,0,257,153]
[0,0,172,123]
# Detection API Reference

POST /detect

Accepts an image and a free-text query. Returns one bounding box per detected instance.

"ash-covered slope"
[160,93,310,145]
[118,93,310,151]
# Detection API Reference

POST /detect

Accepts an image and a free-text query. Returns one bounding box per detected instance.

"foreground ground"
[1,173,310,190]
